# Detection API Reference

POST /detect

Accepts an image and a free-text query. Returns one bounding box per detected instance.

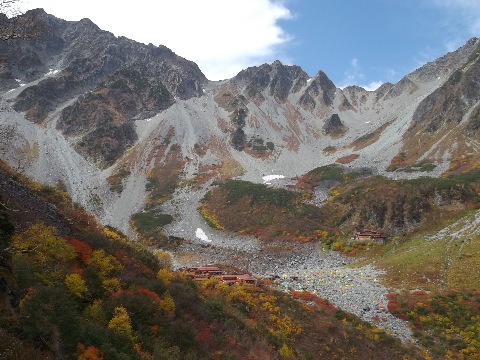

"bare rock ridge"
[322,113,347,136]
[233,60,310,100]
[392,38,480,171]
[299,70,337,109]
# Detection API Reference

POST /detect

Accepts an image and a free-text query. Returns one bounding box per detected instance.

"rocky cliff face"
[1,9,479,235]
[391,39,480,173]
[3,9,206,168]
[233,60,309,100]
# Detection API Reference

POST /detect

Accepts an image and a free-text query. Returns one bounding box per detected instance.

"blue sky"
[280,0,480,89]
[21,0,480,89]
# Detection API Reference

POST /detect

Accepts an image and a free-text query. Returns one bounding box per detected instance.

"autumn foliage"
[388,290,480,358]
[66,236,93,263]
[199,179,331,242]
[77,344,103,360]
[0,160,421,359]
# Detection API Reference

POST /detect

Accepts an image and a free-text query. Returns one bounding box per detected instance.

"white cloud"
[362,81,383,91]
[408,1,480,76]
[339,58,383,90]
[432,0,480,35]
[2,0,29,16]
[25,0,293,80]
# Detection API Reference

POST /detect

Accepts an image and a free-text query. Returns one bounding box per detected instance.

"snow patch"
[262,175,285,183]
[196,228,211,242]
[46,69,60,76]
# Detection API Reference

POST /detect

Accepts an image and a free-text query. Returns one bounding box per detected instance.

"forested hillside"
[0,160,418,359]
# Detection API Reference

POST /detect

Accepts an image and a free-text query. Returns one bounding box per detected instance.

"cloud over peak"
[28,0,293,81]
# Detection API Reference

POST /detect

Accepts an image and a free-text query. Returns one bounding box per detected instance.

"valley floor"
[162,184,415,344]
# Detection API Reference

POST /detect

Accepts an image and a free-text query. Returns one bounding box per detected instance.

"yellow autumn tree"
[12,223,76,265]
[65,273,87,298]
[155,250,171,269]
[159,291,175,319]
[102,227,123,242]
[87,249,123,278]
[12,223,76,282]
[102,277,122,295]
[156,268,172,286]
[278,343,294,359]
[108,306,134,341]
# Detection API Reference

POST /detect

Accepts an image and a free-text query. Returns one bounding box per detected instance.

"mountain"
[2,9,480,358]
[2,9,479,240]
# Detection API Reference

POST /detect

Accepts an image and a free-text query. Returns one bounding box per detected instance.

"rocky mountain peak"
[7,9,206,120]
[409,37,479,83]
[233,60,309,100]
[322,113,347,137]
[411,48,480,133]
[298,70,336,109]
[373,82,394,101]
[22,7,49,19]
[77,17,99,28]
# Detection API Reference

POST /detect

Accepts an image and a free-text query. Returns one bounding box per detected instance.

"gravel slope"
[170,223,414,343]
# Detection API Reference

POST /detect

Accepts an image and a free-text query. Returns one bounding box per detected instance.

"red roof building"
[218,274,258,286]
[351,230,386,244]
[183,266,223,278]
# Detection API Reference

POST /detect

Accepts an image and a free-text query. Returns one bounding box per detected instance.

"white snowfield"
[262,174,285,183]
[195,228,211,242]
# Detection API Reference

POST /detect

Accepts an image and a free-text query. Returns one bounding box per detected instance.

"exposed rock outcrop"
[233,60,309,101]
[323,114,347,137]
